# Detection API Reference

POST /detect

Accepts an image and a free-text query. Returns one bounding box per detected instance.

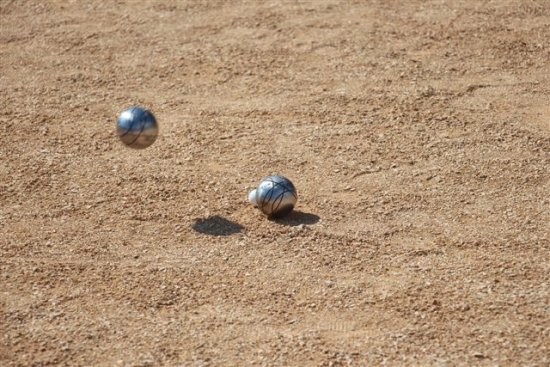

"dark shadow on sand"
[272,210,320,227]
[192,215,244,236]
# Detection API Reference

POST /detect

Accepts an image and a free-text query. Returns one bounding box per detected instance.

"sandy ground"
[1,1,549,366]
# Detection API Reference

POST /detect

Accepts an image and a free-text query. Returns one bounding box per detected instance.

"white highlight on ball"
[248,189,257,207]
[119,110,133,121]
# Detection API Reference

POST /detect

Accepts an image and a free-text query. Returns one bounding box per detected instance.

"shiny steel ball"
[116,107,158,149]
[254,175,297,218]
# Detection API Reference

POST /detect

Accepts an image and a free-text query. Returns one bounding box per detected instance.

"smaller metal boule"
[248,189,258,207]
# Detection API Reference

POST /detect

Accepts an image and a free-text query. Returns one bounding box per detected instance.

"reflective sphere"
[116,107,158,149]
[248,189,258,207]
[255,175,297,218]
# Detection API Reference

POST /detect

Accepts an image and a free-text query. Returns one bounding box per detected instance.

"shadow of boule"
[272,210,320,227]
[192,215,244,236]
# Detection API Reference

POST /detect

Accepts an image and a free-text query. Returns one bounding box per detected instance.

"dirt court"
[1,0,549,366]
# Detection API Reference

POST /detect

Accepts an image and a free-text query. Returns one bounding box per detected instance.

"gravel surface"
[1,1,549,366]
